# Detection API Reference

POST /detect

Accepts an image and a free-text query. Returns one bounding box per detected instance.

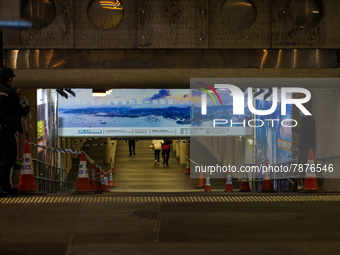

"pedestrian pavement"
[0,193,339,255]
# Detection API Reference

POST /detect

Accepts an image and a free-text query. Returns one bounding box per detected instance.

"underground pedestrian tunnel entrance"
[73,138,203,193]
[63,137,250,193]
[33,88,243,193]
[28,84,340,194]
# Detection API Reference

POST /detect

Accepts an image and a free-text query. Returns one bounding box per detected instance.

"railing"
[13,159,67,193]
[245,154,340,191]
[33,159,67,193]
[234,158,299,191]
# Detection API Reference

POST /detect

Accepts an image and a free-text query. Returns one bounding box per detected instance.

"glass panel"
[221,0,256,30]
[288,0,323,28]
[87,0,124,29]
[22,0,56,30]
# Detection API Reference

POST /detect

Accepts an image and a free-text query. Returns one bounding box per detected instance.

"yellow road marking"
[1,195,339,204]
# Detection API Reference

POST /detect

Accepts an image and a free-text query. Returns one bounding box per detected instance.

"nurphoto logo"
[200,83,311,116]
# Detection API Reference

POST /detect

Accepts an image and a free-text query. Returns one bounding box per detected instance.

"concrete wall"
[312,89,340,159]
[4,0,340,49]
[195,136,253,179]
[312,89,340,191]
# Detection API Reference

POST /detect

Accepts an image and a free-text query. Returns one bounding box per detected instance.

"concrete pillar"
[172,140,176,152]
[176,140,181,158]
[186,140,190,160]
[245,137,254,165]
[111,140,117,164]
[180,140,189,164]
[103,138,111,165]
[224,137,234,165]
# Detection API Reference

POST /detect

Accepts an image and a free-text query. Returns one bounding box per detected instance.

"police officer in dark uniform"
[0,68,30,197]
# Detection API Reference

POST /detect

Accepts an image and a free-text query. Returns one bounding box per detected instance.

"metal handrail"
[13,159,67,193]
[33,159,67,193]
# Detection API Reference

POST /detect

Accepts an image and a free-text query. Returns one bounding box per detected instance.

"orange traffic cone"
[225,171,233,192]
[96,167,101,190]
[196,166,205,188]
[100,169,105,191]
[110,157,115,174]
[204,173,211,192]
[261,161,275,192]
[185,159,190,174]
[104,173,110,192]
[239,172,251,192]
[90,163,100,192]
[302,149,319,191]
[109,168,115,188]
[17,140,39,193]
[73,153,93,193]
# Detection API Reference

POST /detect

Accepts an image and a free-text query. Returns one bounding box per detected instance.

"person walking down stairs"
[125,139,137,156]
[152,140,163,166]
[162,140,173,167]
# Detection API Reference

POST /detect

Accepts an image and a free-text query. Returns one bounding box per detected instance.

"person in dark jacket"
[0,68,30,196]
[292,110,316,188]
[125,139,137,156]
[162,140,173,166]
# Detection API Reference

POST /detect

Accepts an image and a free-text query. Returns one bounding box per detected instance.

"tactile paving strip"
[0,195,339,204]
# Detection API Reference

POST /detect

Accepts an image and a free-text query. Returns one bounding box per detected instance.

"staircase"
[113,140,194,192]
[66,139,227,192]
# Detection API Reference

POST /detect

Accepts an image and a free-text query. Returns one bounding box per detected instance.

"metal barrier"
[243,160,266,192]
[13,159,67,193]
[33,159,67,193]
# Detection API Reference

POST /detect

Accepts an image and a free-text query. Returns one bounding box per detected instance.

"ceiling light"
[92,89,107,97]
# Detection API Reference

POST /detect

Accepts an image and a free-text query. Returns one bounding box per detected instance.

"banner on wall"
[58,89,191,137]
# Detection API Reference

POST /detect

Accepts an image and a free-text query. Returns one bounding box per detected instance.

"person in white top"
[152,140,164,166]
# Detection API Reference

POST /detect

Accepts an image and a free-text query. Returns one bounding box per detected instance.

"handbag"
[162,144,170,150]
